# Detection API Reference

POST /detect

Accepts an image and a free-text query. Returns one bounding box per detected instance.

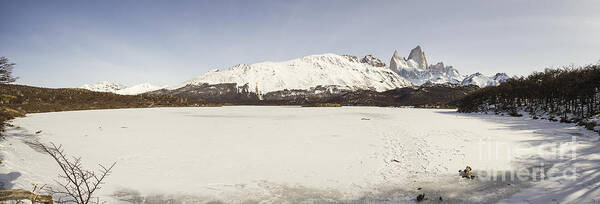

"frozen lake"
[1,106,598,203]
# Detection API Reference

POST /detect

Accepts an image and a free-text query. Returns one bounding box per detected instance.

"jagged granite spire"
[407,45,428,70]
[389,50,408,70]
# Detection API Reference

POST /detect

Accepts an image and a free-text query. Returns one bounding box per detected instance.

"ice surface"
[1,107,598,203]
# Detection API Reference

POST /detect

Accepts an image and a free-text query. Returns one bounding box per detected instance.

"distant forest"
[0,84,202,133]
[458,64,600,126]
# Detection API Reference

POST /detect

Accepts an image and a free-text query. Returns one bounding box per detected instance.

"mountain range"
[81,81,165,95]
[82,46,508,98]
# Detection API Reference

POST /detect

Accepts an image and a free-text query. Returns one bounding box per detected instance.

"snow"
[389,46,509,87]
[115,83,165,95]
[460,72,510,87]
[461,73,497,87]
[81,81,126,93]
[389,48,465,85]
[1,107,598,203]
[169,54,414,93]
[81,82,164,95]
[492,73,510,83]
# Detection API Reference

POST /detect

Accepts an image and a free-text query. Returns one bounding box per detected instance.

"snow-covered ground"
[0,107,598,203]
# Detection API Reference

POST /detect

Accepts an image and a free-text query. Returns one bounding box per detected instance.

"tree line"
[458,63,600,122]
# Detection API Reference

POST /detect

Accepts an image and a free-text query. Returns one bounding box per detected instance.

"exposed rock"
[81,81,127,93]
[360,55,385,67]
[389,46,462,85]
[389,50,411,71]
[408,45,428,70]
[492,73,510,83]
[461,72,510,87]
[342,55,360,63]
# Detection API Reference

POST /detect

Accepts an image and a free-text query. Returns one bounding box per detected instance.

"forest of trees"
[0,57,209,135]
[0,83,205,133]
[458,63,600,127]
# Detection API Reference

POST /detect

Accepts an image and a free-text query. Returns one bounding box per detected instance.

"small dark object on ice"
[416,193,426,202]
[459,166,476,179]
[417,187,422,190]
[391,159,400,163]
[439,196,443,201]
[35,130,42,134]
[361,118,370,120]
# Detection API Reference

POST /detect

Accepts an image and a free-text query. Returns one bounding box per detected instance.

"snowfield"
[1,107,598,203]
[168,54,413,93]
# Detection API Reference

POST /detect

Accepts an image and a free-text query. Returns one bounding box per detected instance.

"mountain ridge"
[81,81,164,95]
[82,46,510,97]
[168,53,414,93]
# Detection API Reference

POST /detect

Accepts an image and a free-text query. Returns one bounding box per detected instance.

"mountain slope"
[460,72,509,87]
[0,83,200,114]
[82,81,163,95]
[389,47,463,85]
[169,54,413,93]
[81,81,126,93]
[388,46,509,87]
[116,83,165,95]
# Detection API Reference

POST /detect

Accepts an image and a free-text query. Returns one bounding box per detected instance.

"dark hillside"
[457,64,600,133]
[0,84,202,133]
[326,83,479,107]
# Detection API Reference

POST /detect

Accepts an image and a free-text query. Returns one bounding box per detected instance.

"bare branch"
[38,142,116,204]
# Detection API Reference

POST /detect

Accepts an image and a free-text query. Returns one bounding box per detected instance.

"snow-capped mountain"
[491,73,510,83]
[460,73,509,87]
[389,46,463,85]
[81,81,126,93]
[388,46,508,87]
[92,46,507,97]
[116,83,166,95]
[169,53,413,93]
[82,81,163,95]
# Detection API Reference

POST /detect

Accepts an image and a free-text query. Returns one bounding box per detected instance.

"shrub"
[585,122,596,131]
[39,142,116,204]
[509,110,523,117]
[0,107,25,134]
[560,117,572,123]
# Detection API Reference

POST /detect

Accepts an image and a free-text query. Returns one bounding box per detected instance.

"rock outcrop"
[389,46,462,85]
[407,45,428,70]
[360,55,385,67]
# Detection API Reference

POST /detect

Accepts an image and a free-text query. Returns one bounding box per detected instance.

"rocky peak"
[389,50,408,70]
[428,62,445,69]
[492,73,510,82]
[81,81,127,93]
[407,45,428,69]
[360,55,385,67]
[342,55,360,63]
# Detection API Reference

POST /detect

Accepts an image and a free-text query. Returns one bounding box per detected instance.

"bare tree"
[0,56,18,84]
[38,142,116,204]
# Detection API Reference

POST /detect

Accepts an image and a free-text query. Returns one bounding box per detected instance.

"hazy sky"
[1,0,599,88]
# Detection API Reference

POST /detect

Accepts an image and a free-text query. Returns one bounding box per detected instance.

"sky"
[1,0,599,88]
